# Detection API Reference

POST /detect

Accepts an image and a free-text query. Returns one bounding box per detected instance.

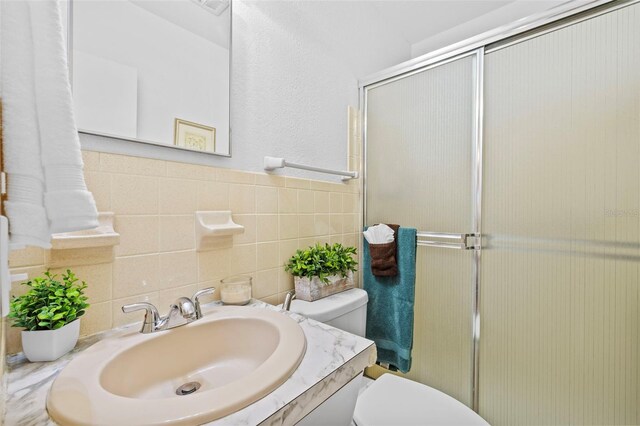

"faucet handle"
[121,302,160,333]
[193,287,216,319]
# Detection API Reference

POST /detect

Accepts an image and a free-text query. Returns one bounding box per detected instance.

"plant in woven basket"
[285,243,357,284]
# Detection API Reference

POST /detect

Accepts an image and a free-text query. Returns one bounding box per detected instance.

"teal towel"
[363,227,417,373]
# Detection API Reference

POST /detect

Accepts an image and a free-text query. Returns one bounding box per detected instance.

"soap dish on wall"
[196,211,244,251]
[51,212,120,250]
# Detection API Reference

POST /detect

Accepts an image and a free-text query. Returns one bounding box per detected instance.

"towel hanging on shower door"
[365,223,400,276]
[363,226,417,373]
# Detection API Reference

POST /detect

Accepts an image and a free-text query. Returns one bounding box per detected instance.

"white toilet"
[286,288,489,426]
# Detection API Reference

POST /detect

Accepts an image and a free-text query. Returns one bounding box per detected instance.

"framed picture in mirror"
[174,118,216,153]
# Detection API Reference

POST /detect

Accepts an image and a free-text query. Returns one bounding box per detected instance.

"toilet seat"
[353,374,489,426]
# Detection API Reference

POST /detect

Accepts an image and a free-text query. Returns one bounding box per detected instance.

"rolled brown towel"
[369,224,399,276]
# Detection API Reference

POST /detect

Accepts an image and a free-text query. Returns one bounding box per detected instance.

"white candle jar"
[220,275,252,305]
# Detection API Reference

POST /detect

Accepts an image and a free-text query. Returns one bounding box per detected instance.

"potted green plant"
[9,270,89,362]
[285,243,358,301]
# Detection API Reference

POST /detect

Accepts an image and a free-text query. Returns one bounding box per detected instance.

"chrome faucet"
[283,290,296,311]
[122,287,216,334]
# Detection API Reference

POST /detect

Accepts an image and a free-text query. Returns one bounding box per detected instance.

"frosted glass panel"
[412,246,473,405]
[481,4,640,425]
[366,55,475,232]
[365,55,477,407]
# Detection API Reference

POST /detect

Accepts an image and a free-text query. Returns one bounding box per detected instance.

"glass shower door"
[365,51,482,407]
[481,4,640,425]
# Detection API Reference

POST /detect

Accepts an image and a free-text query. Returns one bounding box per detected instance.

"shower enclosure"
[362,1,640,425]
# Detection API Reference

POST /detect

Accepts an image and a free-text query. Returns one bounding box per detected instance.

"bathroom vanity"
[4,300,376,425]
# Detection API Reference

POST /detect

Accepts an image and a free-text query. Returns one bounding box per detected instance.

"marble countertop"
[4,300,376,426]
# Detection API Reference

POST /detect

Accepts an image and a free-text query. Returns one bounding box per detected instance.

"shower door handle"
[416,231,480,250]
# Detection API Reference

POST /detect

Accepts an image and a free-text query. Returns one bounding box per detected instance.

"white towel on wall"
[1,0,98,248]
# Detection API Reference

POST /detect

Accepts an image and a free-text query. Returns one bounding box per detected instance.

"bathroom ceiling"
[373,0,573,56]
[127,0,571,58]
[375,1,516,45]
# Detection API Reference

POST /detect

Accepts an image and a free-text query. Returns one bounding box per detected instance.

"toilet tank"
[287,288,368,336]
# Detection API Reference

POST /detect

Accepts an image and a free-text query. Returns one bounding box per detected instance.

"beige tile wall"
[7,151,362,355]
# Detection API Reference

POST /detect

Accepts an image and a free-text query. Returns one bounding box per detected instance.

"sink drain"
[176,381,201,396]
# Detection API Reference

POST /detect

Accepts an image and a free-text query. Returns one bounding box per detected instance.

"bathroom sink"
[46,306,306,425]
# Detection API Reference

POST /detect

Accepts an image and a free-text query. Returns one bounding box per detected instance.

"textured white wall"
[229,0,411,179]
[80,0,411,181]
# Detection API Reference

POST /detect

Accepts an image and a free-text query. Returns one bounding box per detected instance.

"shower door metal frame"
[361,47,484,411]
[358,0,616,89]
[358,0,640,412]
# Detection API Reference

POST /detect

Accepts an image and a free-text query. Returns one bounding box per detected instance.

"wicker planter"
[294,271,354,302]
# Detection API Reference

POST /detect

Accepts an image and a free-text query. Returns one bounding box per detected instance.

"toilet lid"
[353,374,489,426]
[286,288,368,323]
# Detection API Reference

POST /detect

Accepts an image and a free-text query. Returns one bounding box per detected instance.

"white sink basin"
[46,306,307,425]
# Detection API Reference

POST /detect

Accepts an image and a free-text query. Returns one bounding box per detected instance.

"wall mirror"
[69,0,231,156]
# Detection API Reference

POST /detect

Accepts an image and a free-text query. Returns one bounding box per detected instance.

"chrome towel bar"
[417,231,480,250]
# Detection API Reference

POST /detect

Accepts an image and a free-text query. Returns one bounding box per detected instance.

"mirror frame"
[66,0,232,158]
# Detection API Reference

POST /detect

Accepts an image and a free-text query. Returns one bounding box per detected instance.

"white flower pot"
[21,319,80,362]
[294,271,355,302]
